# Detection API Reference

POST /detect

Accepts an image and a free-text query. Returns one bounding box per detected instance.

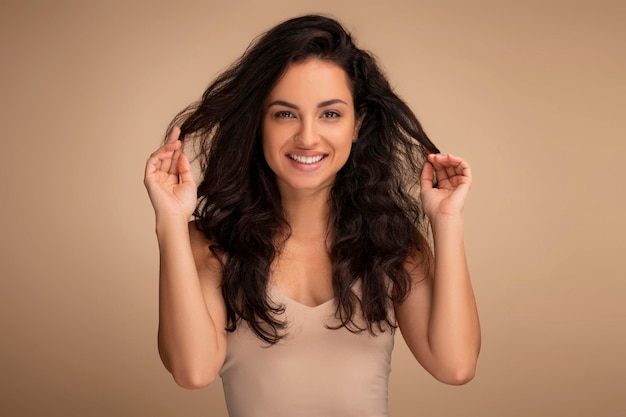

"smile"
[287,154,327,164]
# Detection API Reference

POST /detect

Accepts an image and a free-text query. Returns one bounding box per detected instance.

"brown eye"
[275,111,295,119]
[322,111,340,119]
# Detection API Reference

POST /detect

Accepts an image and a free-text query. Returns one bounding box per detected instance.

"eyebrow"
[267,99,348,109]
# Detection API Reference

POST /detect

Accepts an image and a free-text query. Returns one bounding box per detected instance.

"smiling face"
[262,59,359,197]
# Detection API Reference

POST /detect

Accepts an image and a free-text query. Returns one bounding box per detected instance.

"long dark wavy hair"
[168,14,440,344]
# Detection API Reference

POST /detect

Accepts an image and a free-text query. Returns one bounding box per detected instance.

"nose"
[294,118,319,148]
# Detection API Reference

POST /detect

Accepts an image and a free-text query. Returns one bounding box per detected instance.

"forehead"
[266,59,353,104]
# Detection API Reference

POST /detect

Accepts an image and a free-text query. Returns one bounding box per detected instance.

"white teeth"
[288,154,325,164]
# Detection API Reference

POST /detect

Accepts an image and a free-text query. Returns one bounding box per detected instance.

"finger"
[160,141,181,174]
[432,153,471,186]
[420,160,434,191]
[169,147,182,175]
[145,153,168,186]
[445,154,472,184]
[454,156,472,181]
[438,154,456,181]
[145,150,174,174]
[167,128,184,175]
[430,154,455,180]
[149,139,181,159]
[166,125,181,144]
[429,154,451,186]
[177,152,195,185]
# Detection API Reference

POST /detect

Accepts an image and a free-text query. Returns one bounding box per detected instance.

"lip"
[285,152,328,171]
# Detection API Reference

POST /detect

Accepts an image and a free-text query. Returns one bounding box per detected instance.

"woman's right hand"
[145,127,227,388]
[144,126,197,220]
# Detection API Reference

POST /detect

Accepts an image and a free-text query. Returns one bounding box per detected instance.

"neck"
[280,189,332,240]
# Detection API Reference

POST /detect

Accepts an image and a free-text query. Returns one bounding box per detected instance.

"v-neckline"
[269,283,336,309]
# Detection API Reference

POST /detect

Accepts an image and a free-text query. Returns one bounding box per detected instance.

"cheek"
[333,126,356,152]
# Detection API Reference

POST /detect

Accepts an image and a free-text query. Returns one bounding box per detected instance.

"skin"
[144,126,227,388]
[262,60,360,306]
[397,152,480,384]
[262,59,359,198]
[144,58,480,388]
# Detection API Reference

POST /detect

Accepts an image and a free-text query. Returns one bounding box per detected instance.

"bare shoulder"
[394,232,435,365]
[404,232,434,285]
[188,221,223,283]
[188,220,228,337]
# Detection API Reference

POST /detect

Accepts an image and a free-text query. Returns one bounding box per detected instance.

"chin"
[278,179,335,195]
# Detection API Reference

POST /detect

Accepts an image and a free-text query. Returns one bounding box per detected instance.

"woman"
[144,14,480,417]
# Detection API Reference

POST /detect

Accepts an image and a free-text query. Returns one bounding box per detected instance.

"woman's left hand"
[420,153,472,222]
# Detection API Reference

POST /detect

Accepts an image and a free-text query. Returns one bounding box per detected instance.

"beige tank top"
[219,284,395,417]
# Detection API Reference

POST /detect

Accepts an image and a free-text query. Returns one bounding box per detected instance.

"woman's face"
[262,59,359,197]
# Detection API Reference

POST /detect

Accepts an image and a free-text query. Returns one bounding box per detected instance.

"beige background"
[1,0,625,416]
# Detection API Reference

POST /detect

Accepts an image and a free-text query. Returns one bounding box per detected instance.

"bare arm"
[145,127,227,388]
[395,154,481,385]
